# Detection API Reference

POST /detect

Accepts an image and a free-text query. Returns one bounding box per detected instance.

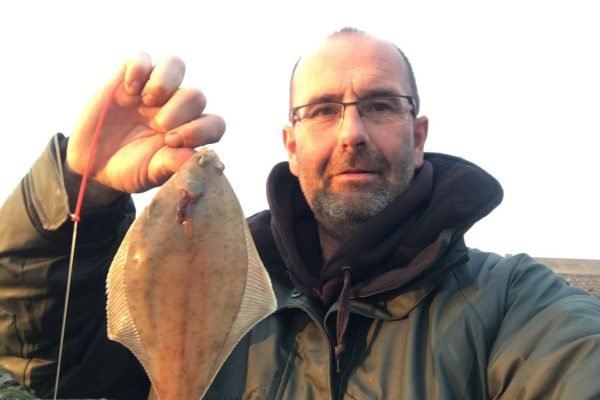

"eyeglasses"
[290,95,415,131]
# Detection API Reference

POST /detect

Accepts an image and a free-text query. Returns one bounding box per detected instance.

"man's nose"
[337,104,369,148]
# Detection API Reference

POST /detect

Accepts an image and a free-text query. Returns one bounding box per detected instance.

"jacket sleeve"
[0,134,150,399]
[485,253,600,399]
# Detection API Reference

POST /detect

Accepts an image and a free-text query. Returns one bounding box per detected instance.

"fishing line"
[53,78,123,400]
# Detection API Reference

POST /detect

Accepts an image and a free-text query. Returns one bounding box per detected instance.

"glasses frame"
[290,95,416,126]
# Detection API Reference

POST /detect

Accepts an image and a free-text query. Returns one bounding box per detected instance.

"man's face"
[283,35,428,232]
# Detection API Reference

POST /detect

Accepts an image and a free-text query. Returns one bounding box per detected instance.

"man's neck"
[317,224,355,261]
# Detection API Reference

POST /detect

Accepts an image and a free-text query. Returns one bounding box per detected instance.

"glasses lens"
[297,103,342,127]
[359,97,410,123]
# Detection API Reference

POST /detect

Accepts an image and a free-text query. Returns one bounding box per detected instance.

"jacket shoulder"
[452,250,600,398]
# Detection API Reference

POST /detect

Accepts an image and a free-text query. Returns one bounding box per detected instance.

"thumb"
[147,146,197,189]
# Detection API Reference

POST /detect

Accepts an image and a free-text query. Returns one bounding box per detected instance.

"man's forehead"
[292,35,410,101]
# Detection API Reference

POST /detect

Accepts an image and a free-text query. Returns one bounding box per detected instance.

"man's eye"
[363,100,395,113]
[307,104,339,118]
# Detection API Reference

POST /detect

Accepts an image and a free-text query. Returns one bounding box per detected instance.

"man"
[1,28,599,399]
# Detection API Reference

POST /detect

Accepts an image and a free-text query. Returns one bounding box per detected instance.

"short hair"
[288,27,421,118]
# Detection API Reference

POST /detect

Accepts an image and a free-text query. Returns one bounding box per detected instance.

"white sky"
[1,1,598,259]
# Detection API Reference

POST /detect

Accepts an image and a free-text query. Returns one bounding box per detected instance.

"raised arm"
[0,54,225,399]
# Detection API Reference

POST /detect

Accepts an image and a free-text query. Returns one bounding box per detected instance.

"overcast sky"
[1,0,598,259]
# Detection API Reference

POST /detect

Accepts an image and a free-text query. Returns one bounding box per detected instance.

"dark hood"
[252,153,503,304]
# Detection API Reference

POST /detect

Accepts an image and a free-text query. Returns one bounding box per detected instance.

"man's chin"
[316,192,392,221]
[328,182,390,201]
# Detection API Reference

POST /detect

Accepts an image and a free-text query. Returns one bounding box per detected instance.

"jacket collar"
[268,235,469,321]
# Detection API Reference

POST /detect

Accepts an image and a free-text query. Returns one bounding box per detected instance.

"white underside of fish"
[106,149,277,399]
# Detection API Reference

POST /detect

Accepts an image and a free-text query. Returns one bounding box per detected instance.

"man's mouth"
[339,168,373,174]
[335,166,378,175]
[331,169,379,184]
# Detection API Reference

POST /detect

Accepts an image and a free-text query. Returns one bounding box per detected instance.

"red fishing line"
[55,76,125,400]
[71,77,124,222]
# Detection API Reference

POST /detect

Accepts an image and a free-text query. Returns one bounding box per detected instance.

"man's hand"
[66,53,226,195]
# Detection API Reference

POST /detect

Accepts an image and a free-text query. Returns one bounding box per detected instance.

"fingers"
[144,86,225,148]
[124,52,153,95]
[144,113,225,188]
[115,54,186,109]
[164,114,226,148]
[148,88,207,132]
[141,57,186,107]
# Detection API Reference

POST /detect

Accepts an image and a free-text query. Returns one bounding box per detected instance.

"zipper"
[278,302,337,400]
[323,300,360,399]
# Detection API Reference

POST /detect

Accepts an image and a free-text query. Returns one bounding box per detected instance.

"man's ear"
[283,125,299,176]
[413,116,429,167]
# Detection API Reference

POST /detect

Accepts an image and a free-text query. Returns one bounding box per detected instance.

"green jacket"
[1,134,600,399]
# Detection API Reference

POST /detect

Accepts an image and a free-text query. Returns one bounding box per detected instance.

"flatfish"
[106,148,277,399]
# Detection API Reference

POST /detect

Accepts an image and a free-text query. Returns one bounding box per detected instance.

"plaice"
[106,148,277,399]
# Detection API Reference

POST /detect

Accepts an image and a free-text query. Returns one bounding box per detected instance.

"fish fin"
[106,228,149,368]
[197,220,278,399]
[227,220,278,341]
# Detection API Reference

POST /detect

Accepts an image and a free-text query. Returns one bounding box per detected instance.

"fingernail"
[165,132,183,148]
[125,80,141,95]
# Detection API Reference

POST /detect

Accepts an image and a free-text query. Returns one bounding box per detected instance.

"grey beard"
[299,139,417,241]
[311,170,414,239]
[313,188,394,230]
